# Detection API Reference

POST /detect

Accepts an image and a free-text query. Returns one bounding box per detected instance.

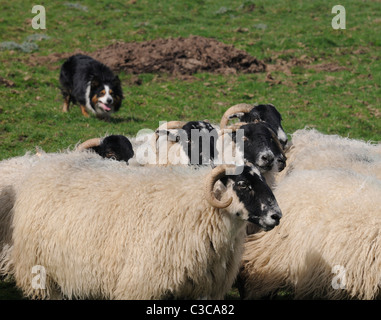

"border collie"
[59,54,123,120]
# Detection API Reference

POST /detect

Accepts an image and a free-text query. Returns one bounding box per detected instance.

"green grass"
[0,0,380,299]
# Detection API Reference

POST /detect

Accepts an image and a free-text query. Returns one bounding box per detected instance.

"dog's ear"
[90,76,100,89]
[112,75,121,87]
[113,75,124,100]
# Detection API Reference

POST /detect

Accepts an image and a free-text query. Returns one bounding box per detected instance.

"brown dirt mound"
[28,35,266,75]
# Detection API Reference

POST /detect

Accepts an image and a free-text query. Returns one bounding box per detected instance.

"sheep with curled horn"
[146,120,218,166]
[76,134,134,164]
[220,103,288,149]
[143,118,286,178]
[0,151,282,299]
[219,120,287,188]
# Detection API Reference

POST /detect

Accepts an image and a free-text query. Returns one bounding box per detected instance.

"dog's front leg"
[80,105,90,117]
[62,96,70,112]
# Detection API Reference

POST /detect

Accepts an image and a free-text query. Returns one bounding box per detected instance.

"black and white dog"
[59,54,123,120]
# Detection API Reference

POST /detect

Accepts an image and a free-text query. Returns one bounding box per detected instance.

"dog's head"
[90,76,123,116]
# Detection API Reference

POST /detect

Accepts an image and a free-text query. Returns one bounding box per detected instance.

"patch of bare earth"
[27,35,266,75]
[0,76,15,87]
[266,53,348,75]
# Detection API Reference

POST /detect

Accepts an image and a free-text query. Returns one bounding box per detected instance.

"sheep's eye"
[237,181,251,190]
[106,152,117,160]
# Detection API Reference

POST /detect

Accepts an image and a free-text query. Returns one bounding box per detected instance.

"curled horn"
[76,138,102,151]
[204,165,235,209]
[156,121,188,132]
[220,103,254,129]
[150,121,188,151]
[218,122,248,136]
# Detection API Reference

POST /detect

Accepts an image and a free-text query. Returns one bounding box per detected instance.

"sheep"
[220,122,286,183]
[134,120,286,240]
[149,120,218,166]
[137,120,286,179]
[275,128,381,183]
[220,122,286,236]
[0,151,282,300]
[0,137,133,251]
[220,103,288,148]
[0,152,44,249]
[76,134,134,164]
[238,167,381,300]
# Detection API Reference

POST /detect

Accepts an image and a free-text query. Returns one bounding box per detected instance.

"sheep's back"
[242,168,381,299]
[10,152,236,299]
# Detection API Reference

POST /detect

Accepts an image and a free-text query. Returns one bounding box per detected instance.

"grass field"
[0,0,380,299]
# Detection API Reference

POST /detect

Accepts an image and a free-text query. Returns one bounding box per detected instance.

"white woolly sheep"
[0,150,52,249]
[238,167,381,300]
[275,128,381,183]
[1,151,281,300]
[0,140,132,251]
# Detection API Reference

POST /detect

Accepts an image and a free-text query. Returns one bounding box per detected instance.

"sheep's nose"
[261,154,274,164]
[277,157,286,171]
[271,212,282,224]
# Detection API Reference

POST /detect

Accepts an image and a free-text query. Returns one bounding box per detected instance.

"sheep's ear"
[168,129,181,142]
[156,129,187,143]
[213,180,228,200]
[228,112,244,120]
[249,110,261,121]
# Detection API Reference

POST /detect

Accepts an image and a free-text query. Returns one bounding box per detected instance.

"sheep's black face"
[233,123,277,173]
[226,165,282,231]
[240,104,288,148]
[181,121,218,165]
[92,135,134,163]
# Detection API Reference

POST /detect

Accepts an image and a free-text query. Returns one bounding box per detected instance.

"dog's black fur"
[59,54,123,119]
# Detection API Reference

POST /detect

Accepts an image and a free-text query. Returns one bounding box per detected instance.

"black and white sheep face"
[222,165,282,231]
[160,121,218,165]
[234,123,285,173]
[267,131,287,172]
[234,104,288,148]
[91,135,134,163]
[180,121,217,165]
